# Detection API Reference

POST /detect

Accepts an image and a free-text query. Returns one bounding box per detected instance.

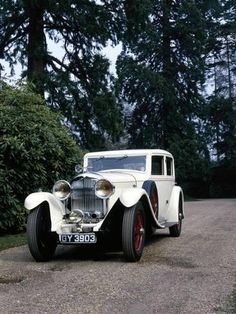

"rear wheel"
[122,201,146,262]
[169,196,183,237]
[27,203,57,262]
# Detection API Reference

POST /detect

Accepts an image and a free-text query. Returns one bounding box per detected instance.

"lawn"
[0,233,27,252]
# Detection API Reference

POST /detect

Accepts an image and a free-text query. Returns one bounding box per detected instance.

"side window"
[151,156,164,175]
[166,157,173,176]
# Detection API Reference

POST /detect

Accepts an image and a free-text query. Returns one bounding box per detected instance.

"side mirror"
[75,164,83,174]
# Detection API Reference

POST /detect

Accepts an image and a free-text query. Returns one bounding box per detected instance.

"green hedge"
[209,163,236,198]
[0,83,82,233]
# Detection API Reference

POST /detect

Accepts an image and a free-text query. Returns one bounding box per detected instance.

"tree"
[204,0,236,162]
[0,0,124,149]
[199,0,236,197]
[0,82,82,233]
[117,0,209,189]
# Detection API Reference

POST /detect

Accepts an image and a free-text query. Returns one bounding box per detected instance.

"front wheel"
[27,203,57,262]
[122,201,146,262]
[142,181,158,237]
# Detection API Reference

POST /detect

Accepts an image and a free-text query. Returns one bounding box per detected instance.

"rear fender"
[166,186,184,225]
[24,192,64,232]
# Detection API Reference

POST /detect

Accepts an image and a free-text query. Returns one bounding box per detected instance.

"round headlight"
[69,209,84,224]
[53,180,71,200]
[95,179,114,199]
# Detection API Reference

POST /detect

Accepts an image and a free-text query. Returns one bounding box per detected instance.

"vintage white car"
[25,149,184,262]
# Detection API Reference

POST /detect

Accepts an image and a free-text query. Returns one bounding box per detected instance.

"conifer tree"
[0,0,124,149]
[117,0,209,185]
[204,0,236,163]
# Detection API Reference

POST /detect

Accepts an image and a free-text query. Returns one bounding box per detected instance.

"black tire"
[27,202,57,262]
[142,181,158,218]
[142,181,158,237]
[122,201,146,262]
[169,195,183,237]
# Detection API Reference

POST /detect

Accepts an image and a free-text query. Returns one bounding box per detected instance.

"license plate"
[60,233,97,244]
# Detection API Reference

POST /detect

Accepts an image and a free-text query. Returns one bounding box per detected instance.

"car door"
[150,155,175,223]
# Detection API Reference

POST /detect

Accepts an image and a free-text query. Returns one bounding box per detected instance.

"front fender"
[24,192,64,233]
[119,188,165,228]
[119,188,147,208]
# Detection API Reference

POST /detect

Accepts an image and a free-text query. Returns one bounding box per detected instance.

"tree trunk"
[27,1,46,96]
[225,36,232,100]
[161,0,172,148]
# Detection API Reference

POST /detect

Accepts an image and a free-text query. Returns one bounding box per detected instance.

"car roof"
[84,149,173,158]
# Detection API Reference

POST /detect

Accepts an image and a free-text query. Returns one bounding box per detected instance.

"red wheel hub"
[134,213,144,251]
[150,192,158,214]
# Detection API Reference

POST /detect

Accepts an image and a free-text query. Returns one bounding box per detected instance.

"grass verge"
[0,233,26,252]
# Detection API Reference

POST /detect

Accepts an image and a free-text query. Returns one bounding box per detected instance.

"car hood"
[73,170,146,185]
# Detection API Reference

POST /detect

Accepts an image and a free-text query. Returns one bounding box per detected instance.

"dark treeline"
[1,0,236,198]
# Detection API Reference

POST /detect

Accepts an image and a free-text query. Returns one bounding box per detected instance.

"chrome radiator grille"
[71,177,104,216]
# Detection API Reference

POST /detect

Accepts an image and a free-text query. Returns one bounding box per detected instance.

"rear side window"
[151,156,164,175]
[166,157,173,176]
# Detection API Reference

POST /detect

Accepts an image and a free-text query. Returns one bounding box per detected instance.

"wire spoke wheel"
[122,201,146,262]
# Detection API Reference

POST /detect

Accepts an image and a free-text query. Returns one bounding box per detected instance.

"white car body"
[25,149,184,262]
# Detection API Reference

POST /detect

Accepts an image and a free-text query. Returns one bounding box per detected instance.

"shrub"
[209,163,236,198]
[0,83,82,233]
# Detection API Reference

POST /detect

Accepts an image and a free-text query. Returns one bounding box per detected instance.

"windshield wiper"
[92,156,105,162]
[116,155,128,161]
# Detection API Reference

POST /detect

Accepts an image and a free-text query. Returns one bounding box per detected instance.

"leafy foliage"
[0,0,124,149]
[0,83,82,233]
[0,0,236,199]
[116,0,236,197]
[117,0,209,189]
[201,0,236,197]
[209,162,236,198]
[205,97,236,161]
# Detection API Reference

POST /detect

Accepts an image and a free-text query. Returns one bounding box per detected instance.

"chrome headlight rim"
[95,179,114,199]
[69,209,84,224]
[53,180,71,200]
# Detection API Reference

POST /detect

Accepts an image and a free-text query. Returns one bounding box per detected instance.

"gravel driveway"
[0,199,235,314]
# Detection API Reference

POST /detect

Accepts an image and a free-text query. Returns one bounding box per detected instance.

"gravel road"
[0,199,235,314]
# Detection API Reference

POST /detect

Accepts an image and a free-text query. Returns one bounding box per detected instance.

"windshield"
[87,155,146,172]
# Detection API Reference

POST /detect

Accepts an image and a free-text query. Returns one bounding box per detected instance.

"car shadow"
[53,231,171,263]
[145,231,170,247]
[54,243,124,262]
[0,231,172,264]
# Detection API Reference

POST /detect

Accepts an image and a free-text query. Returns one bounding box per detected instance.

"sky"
[0,40,123,82]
